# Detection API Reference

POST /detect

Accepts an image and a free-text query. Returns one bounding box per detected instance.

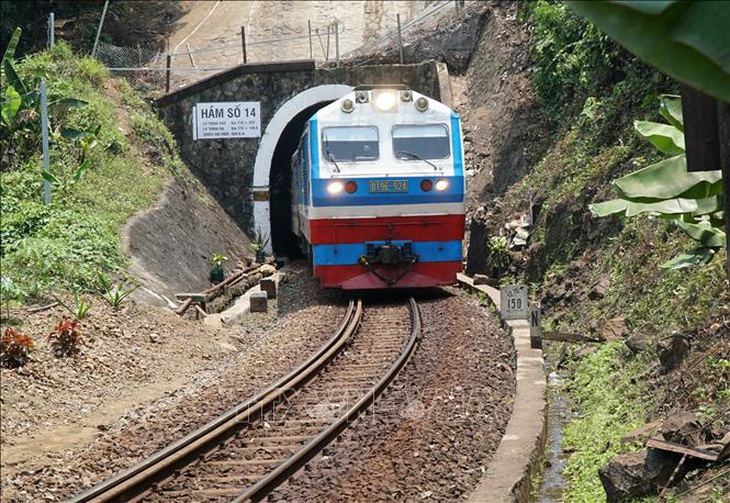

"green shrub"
[97,272,138,310]
[1,41,175,301]
[525,0,674,141]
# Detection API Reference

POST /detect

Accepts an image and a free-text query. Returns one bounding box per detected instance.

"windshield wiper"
[327,152,341,173]
[324,135,340,173]
[397,151,439,171]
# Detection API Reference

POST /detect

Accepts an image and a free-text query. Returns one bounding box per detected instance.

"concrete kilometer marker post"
[500,284,528,320]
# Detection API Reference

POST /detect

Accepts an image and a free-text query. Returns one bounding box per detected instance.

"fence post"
[326,24,331,61]
[397,14,404,64]
[41,80,50,205]
[186,43,196,67]
[165,54,171,93]
[720,101,730,277]
[308,20,313,59]
[48,12,54,48]
[334,21,340,67]
[91,0,109,58]
[241,26,247,64]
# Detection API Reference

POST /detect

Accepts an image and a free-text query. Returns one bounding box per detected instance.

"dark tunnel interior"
[269,102,332,258]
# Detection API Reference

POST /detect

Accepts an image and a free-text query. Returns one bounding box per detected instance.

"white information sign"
[194,101,261,139]
[500,285,529,320]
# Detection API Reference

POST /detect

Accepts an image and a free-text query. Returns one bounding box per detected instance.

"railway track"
[68,297,421,502]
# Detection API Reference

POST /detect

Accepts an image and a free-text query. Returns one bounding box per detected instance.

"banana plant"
[41,158,91,199]
[590,94,725,269]
[2,27,88,133]
[62,123,101,162]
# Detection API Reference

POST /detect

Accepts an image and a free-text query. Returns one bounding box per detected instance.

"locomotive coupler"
[359,241,419,285]
[362,241,415,265]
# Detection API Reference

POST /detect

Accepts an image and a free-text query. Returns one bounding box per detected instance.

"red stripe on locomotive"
[304,214,465,245]
[314,261,463,289]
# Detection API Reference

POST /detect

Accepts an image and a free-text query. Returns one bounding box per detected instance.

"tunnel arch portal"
[253,85,352,254]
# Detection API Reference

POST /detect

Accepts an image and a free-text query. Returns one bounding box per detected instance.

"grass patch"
[561,341,650,501]
[1,42,177,302]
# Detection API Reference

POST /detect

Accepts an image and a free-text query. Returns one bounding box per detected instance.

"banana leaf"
[49,98,88,116]
[692,195,723,216]
[660,247,716,269]
[592,196,721,218]
[589,199,628,217]
[659,94,683,130]
[634,120,685,155]
[41,171,60,185]
[3,60,27,97]
[1,28,21,67]
[675,220,726,248]
[1,86,21,126]
[566,1,730,102]
[613,155,723,201]
[624,197,719,217]
[72,159,91,183]
[61,125,97,141]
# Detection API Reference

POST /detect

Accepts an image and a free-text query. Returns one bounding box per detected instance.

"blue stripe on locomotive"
[313,240,463,266]
[310,116,320,179]
[451,111,463,177]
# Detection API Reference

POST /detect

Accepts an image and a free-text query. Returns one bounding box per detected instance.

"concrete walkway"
[457,273,548,503]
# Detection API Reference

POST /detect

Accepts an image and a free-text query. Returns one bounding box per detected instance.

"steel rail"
[68,299,361,503]
[234,297,422,503]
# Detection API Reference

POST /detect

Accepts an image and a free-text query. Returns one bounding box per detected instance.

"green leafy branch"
[590,95,724,269]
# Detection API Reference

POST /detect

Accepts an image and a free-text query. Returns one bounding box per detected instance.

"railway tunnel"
[267,102,329,258]
[155,60,445,259]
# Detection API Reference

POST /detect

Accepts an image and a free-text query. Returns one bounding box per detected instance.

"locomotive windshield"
[322,126,379,162]
[393,124,450,159]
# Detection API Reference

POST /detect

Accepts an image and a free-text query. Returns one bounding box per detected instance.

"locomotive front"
[291,86,466,289]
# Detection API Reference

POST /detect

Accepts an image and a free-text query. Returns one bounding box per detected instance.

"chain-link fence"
[95,41,167,92]
[74,0,477,94]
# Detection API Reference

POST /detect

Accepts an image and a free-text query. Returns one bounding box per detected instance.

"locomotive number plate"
[369,180,409,193]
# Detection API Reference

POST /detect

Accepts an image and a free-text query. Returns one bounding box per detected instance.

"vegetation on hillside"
[1,39,181,304]
[0,1,184,58]
[591,95,724,269]
[504,2,729,500]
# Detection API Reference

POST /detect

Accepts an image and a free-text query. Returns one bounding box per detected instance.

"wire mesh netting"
[88,0,483,94]
[95,41,167,92]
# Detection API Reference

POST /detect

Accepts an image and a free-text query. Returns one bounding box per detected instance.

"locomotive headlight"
[327,181,345,194]
[373,91,397,112]
[341,99,354,113]
[435,179,449,191]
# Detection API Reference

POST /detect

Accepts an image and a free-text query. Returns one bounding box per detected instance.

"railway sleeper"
[244,434,313,444]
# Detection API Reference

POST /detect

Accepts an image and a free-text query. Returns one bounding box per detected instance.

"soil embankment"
[123,177,253,306]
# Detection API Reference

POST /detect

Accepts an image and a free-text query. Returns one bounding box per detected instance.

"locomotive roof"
[314,88,455,124]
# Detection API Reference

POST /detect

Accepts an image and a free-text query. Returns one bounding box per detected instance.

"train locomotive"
[290,85,465,289]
